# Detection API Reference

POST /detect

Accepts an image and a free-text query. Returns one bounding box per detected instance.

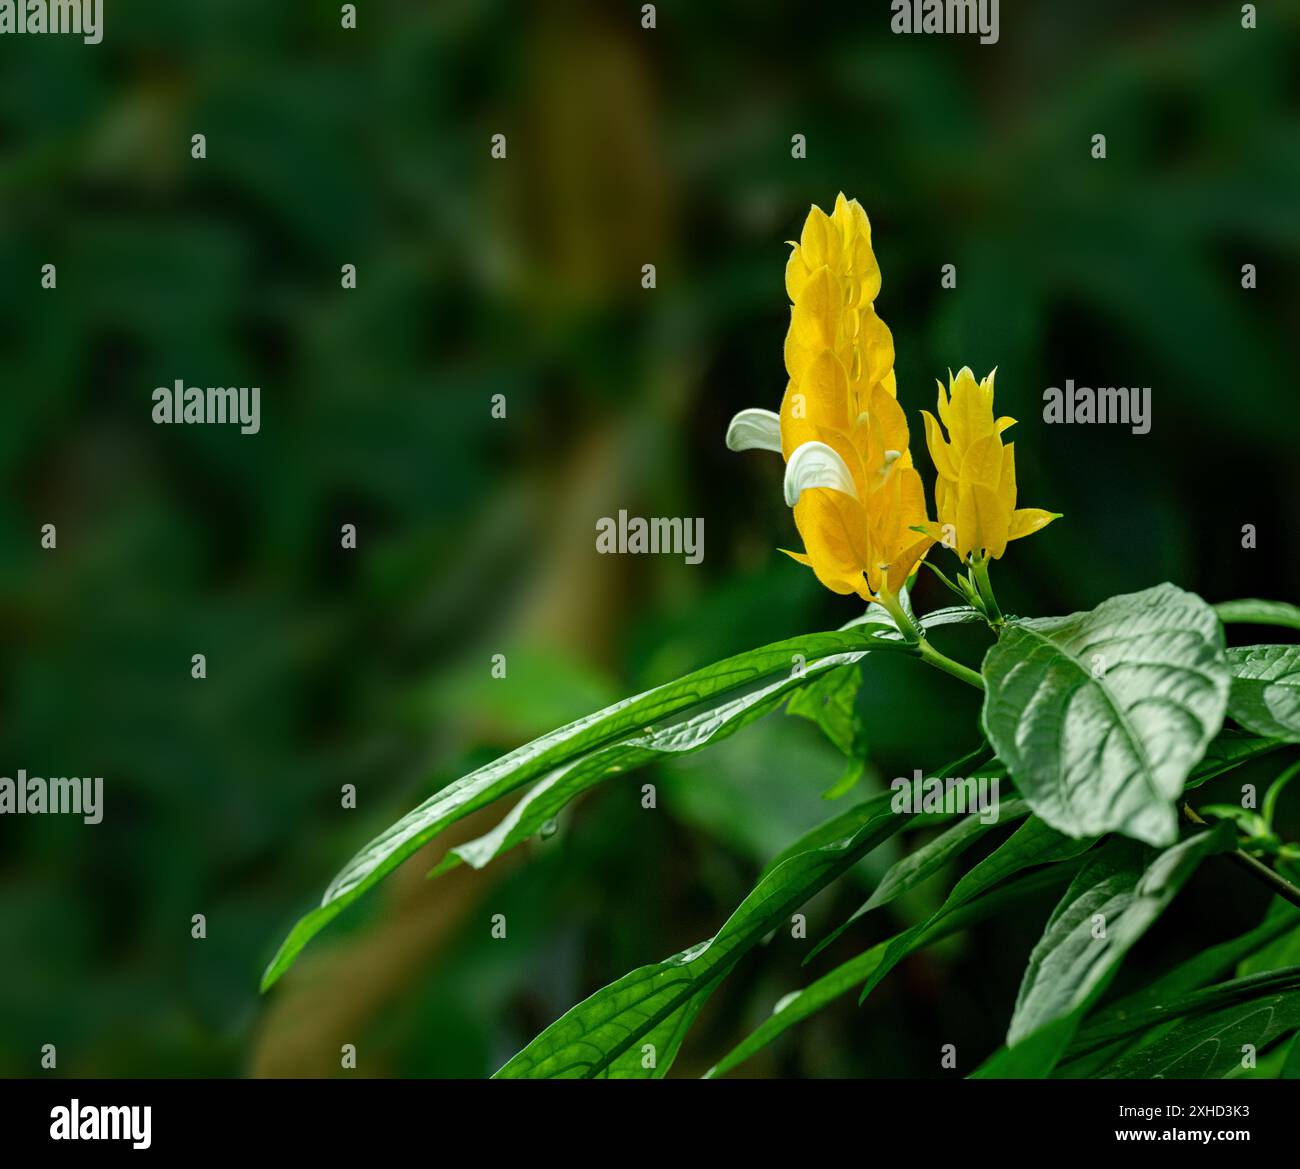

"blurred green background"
[1,0,1297,1077]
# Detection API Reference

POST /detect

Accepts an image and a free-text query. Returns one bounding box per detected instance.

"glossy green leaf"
[493,789,909,1078]
[1098,969,1300,1078]
[1282,1031,1300,1078]
[1238,909,1300,979]
[757,791,894,880]
[1000,826,1234,1066]
[262,628,897,990]
[1053,900,1300,1076]
[861,796,1029,914]
[855,815,1098,1005]
[1225,645,1300,743]
[982,583,1230,847]
[706,866,1069,1079]
[807,780,1027,961]
[1184,729,1285,791]
[786,662,868,797]
[919,605,988,630]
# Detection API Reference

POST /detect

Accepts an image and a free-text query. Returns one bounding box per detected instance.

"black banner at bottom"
[0,1076,1291,1154]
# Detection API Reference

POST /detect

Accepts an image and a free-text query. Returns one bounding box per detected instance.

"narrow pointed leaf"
[1009,828,1234,1045]
[1053,902,1300,1076]
[706,866,1069,1079]
[807,787,1028,962]
[1098,969,1300,1078]
[262,628,893,989]
[855,815,1098,1005]
[493,791,909,1078]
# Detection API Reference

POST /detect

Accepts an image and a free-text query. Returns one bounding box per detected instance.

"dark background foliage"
[0,0,1296,1076]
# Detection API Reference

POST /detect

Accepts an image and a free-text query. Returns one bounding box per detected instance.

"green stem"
[1264,758,1300,831]
[917,637,985,691]
[970,555,1004,626]
[879,589,922,644]
[1183,802,1300,911]
[919,559,969,606]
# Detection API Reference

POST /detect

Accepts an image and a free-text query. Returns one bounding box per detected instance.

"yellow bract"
[779,196,934,603]
[921,368,1059,561]
[726,196,1058,609]
[724,195,934,603]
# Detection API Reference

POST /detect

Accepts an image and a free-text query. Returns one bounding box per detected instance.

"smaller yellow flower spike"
[726,195,934,606]
[921,367,1059,562]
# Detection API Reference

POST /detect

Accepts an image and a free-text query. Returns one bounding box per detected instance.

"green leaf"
[819,762,865,801]
[1068,966,1300,1058]
[855,815,1098,1005]
[807,780,1028,961]
[1198,804,1268,837]
[1184,728,1284,791]
[1225,645,1300,743]
[1216,599,1300,632]
[443,674,817,874]
[1238,909,1300,979]
[757,791,894,880]
[493,789,911,1078]
[994,826,1234,1071]
[1053,901,1300,1077]
[705,866,1069,1079]
[1097,969,1300,1078]
[838,593,983,640]
[785,662,869,798]
[261,627,896,990]
[862,796,1030,914]
[1282,1030,1300,1078]
[920,605,987,631]
[981,583,1230,847]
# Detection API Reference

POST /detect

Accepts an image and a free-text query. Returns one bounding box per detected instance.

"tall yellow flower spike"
[921,367,1059,562]
[726,194,935,606]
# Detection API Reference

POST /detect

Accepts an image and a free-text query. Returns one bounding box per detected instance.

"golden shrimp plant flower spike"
[726,194,935,618]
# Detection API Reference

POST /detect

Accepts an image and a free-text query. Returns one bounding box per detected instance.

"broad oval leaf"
[1226,645,1300,743]
[981,583,1230,846]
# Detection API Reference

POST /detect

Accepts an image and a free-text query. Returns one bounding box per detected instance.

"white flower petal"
[784,441,858,508]
[725,408,782,453]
